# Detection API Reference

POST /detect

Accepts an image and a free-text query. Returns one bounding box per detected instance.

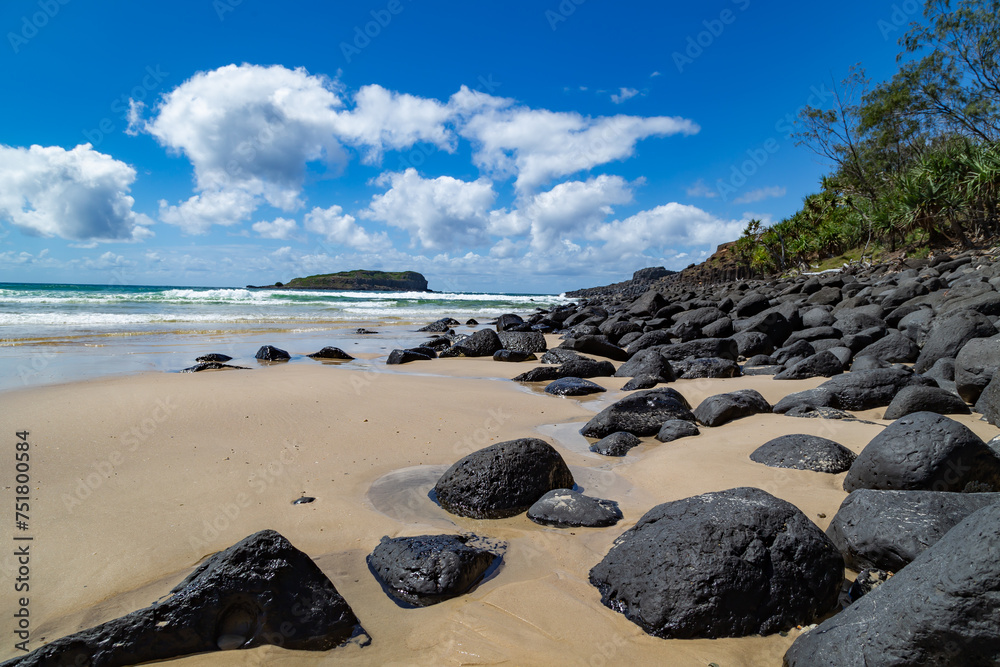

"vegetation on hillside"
[255,270,429,291]
[733,0,1000,276]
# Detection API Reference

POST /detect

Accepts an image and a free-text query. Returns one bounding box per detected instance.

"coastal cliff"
[565,266,674,299]
[248,270,430,292]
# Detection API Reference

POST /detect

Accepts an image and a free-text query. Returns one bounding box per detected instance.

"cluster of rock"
[404,248,1000,659]
[564,266,674,299]
[385,315,551,365]
[448,250,1000,430]
[24,249,1000,663]
[180,345,354,372]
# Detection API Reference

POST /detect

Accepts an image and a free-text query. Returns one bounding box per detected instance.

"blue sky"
[0,0,911,293]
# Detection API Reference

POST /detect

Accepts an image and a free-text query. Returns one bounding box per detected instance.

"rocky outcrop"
[589,432,642,456]
[826,489,1000,571]
[544,377,606,396]
[784,502,1000,666]
[564,266,674,299]
[308,346,354,360]
[249,270,430,292]
[433,438,574,519]
[527,489,622,528]
[5,530,365,666]
[589,487,842,639]
[693,389,771,427]
[843,411,1000,492]
[255,345,290,361]
[367,534,499,607]
[580,388,694,438]
[749,434,856,473]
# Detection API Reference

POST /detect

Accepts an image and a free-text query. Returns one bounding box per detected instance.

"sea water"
[0,283,570,392]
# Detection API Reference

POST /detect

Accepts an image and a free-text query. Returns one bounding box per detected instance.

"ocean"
[0,282,571,392]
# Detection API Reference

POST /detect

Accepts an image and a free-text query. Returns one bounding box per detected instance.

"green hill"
[248,270,429,292]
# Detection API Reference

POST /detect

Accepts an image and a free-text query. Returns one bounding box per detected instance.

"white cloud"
[489,238,523,259]
[331,84,454,164]
[304,205,389,251]
[457,96,697,191]
[686,178,718,199]
[650,71,662,78]
[0,144,152,242]
[140,68,700,235]
[252,217,298,240]
[362,168,497,250]
[158,189,257,235]
[0,249,57,267]
[516,175,634,251]
[140,66,458,232]
[589,203,746,258]
[144,63,346,197]
[610,87,640,104]
[78,251,135,271]
[734,186,787,204]
[142,63,348,224]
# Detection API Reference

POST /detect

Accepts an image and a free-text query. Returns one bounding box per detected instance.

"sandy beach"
[4,333,996,666]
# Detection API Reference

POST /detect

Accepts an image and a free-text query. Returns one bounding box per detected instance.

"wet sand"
[2,345,997,666]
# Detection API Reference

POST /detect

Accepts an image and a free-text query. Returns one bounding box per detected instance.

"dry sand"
[2,348,997,666]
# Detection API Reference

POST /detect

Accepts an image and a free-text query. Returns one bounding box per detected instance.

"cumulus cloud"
[0,144,152,242]
[489,237,523,259]
[456,92,698,191]
[138,67,700,235]
[141,64,348,225]
[734,186,787,204]
[252,217,298,240]
[514,175,634,250]
[82,251,134,271]
[589,203,745,259]
[362,168,497,250]
[139,66,460,231]
[158,189,257,235]
[0,248,54,266]
[610,87,640,104]
[139,65,346,234]
[331,85,454,164]
[304,205,390,251]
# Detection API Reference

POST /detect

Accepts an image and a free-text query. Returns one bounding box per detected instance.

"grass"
[809,246,882,272]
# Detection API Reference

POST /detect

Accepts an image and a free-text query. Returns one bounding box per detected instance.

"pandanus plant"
[959,141,1000,236]
[896,148,971,247]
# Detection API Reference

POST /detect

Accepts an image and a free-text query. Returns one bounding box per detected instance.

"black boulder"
[367,534,499,607]
[433,438,575,519]
[589,487,843,639]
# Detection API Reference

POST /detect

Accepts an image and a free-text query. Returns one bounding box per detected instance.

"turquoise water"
[0,282,569,392]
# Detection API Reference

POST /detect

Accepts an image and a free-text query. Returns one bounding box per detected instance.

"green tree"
[900,0,1000,142]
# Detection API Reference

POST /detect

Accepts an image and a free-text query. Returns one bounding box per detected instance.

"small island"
[248,269,430,292]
